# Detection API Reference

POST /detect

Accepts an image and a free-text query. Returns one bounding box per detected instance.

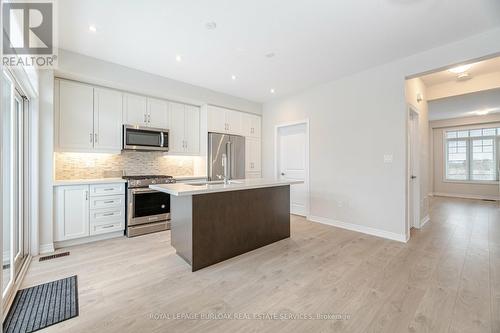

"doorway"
[275,121,309,216]
[407,107,420,234]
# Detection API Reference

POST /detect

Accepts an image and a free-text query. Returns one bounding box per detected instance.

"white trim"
[308,215,407,243]
[419,215,430,229]
[54,231,124,249]
[406,105,420,238]
[274,119,310,217]
[39,243,55,254]
[432,192,499,201]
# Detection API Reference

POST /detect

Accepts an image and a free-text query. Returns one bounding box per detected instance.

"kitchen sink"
[188,180,244,186]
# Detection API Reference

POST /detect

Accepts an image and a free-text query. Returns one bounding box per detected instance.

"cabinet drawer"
[90,206,125,224]
[90,183,124,196]
[90,194,124,209]
[90,221,124,236]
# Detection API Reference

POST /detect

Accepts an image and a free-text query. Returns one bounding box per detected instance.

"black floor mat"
[3,276,79,333]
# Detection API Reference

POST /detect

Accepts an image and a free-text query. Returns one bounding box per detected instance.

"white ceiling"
[58,0,500,102]
[420,56,500,87]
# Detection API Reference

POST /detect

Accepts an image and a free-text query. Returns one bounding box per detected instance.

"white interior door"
[278,123,308,216]
[409,110,420,229]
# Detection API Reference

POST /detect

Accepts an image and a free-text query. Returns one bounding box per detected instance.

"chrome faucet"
[222,153,229,184]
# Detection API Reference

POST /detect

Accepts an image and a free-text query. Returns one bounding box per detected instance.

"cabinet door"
[94,87,123,152]
[55,185,90,241]
[184,105,200,154]
[226,109,243,135]
[250,114,261,138]
[207,105,227,133]
[246,138,261,172]
[147,98,169,129]
[168,102,186,153]
[241,113,261,138]
[123,93,147,126]
[58,80,94,151]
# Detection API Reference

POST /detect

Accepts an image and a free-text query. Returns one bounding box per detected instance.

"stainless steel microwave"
[122,125,169,151]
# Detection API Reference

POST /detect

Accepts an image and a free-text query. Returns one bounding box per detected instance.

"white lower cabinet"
[54,183,125,242]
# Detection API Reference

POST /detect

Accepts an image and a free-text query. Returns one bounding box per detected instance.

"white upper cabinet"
[93,87,123,152]
[123,93,148,126]
[207,105,226,133]
[57,80,94,151]
[147,97,169,129]
[246,137,261,172]
[207,105,244,135]
[168,102,201,155]
[169,102,186,153]
[242,113,261,138]
[225,109,242,135]
[184,105,200,154]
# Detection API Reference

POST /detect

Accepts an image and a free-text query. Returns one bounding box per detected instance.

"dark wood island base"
[170,185,291,271]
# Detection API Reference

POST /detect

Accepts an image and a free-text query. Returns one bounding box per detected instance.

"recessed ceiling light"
[265,52,275,58]
[270,88,275,94]
[176,55,182,62]
[231,75,237,80]
[88,25,97,33]
[205,22,217,30]
[448,64,472,74]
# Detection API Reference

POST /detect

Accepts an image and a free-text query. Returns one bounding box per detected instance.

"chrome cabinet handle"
[148,114,151,123]
[94,133,98,143]
[103,200,114,204]
[144,114,147,123]
[89,133,93,143]
[85,191,89,200]
[101,224,114,229]
[103,212,114,216]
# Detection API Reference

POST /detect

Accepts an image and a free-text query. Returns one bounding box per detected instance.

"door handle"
[281,172,285,176]
[411,175,417,179]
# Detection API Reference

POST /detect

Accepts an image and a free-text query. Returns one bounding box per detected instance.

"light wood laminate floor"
[21,197,500,332]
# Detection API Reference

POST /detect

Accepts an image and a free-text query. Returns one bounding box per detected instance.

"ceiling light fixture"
[205,22,217,30]
[88,25,97,33]
[448,64,472,74]
[176,55,182,62]
[231,75,237,80]
[265,53,275,58]
[270,88,275,94]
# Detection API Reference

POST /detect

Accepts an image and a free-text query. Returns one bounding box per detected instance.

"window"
[445,127,499,182]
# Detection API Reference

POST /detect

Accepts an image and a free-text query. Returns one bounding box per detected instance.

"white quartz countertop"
[150,178,303,196]
[53,178,127,186]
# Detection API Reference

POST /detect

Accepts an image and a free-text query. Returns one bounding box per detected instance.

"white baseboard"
[308,215,407,243]
[54,231,124,249]
[419,214,430,229]
[433,192,499,201]
[39,243,55,254]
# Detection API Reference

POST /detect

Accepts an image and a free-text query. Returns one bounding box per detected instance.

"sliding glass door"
[1,70,29,299]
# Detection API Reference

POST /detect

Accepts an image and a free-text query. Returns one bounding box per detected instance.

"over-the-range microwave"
[122,125,169,151]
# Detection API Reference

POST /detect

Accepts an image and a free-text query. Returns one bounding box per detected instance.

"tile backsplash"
[55,151,199,180]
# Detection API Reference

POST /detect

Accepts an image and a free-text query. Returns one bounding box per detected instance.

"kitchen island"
[150,179,302,271]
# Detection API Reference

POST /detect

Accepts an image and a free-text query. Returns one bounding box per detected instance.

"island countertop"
[150,178,303,196]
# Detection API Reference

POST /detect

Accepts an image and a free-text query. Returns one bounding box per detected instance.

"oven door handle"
[131,188,159,194]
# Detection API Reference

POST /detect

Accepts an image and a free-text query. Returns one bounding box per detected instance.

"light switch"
[383,154,393,163]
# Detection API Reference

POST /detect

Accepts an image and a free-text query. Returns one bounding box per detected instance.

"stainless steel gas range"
[123,175,175,237]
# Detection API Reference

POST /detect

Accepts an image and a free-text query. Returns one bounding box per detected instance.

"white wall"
[56,49,262,115]
[405,77,430,221]
[262,27,500,241]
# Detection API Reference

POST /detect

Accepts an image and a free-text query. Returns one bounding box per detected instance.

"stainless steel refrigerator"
[208,132,245,181]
